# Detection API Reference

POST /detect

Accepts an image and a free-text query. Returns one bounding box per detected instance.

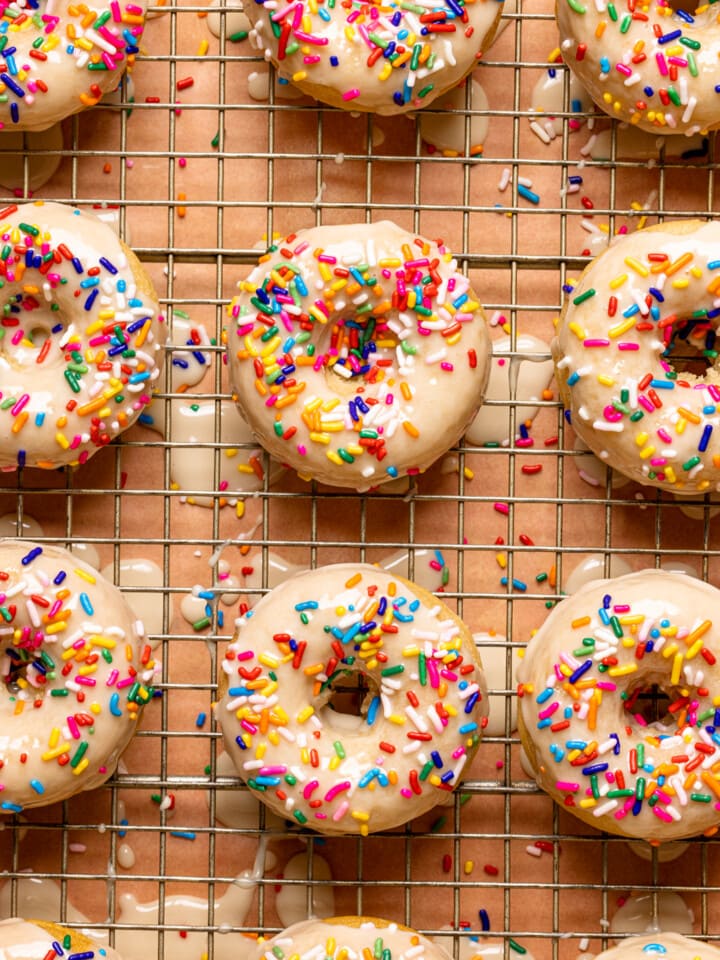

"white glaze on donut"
[0,539,158,812]
[227,221,491,490]
[0,0,146,132]
[554,220,720,494]
[216,562,487,835]
[594,934,720,960]
[518,569,720,841]
[556,0,720,137]
[256,918,452,960]
[0,919,124,960]
[0,201,165,470]
[245,0,503,114]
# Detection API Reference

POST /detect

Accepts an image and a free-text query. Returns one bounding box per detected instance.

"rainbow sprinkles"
[244,0,504,113]
[518,569,720,842]
[554,220,720,494]
[0,201,165,470]
[0,539,158,812]
[227,221,491,490]
[557,0,720,136]
[0,0,146,131]
[217,563,488,835]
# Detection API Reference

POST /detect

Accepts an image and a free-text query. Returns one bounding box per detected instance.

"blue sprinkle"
[30,779,44,794]
[170,831,196,840]
[196,712,207,727]
[21,546,42,565]
[699,424,713,452]
[479,910,490,932]
[109,693,122,716]
[80,592,94,615]
[431,750,443,768]
[366,695,380,725]
[517,183,540,204]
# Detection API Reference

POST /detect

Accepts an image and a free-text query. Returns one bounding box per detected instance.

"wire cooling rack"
[2,0,720,958]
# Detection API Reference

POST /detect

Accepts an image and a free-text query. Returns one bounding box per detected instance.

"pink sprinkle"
[615,63,632,76]
[324,781,351,802]
[656,52,668,76]
[653,805,673,823]
[179,157,187,168]
[236,650,254,660]
[555,781,580,791]
[342,88,361,101]
[494,502,509,515]
[617,342,639,351]
[67,716,81,740]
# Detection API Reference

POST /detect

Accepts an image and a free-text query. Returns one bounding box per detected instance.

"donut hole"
[663,324,717,381]
[623,681,677,728]
[316,666,380,731]
[2,651,43,694]
[28,325,52,349]
[667,0,699,15]
[324,320,400,385]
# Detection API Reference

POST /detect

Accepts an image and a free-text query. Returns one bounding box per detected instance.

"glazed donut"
[245,0,503,115]
[216,562,487,835]
[0,201,166,470]
[0,0,146,132]
[517,569,720,841]
[256,918,452,960]
[0,539,158,812]
[556,0,720,136]
[553,219,720,494]
[0,919,125,960]
[594,934,720,960]
[227,221,491,490]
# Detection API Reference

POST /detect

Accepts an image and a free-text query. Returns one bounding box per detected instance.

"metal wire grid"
[2,1,720,959]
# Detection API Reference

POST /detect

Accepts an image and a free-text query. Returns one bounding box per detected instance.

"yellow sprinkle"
[72,757,90,776]
[671,652,683,686]
[607,663,638,677]
[608,316,636,338]
[41,743,71,761]
[624,256,649,277]
[609,274,628,289]
[296,705,315,723]
[74,567,96,584]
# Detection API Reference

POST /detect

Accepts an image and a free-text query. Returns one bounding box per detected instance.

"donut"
[553,219,720,494]
[245,0,503,115]
[0,0,146,132]
[216,562,487,835]
[227,221,491,490]
[255,917,452,960]
[0,919,125,960]
[0,201,166,470]
[556,0,720,136]
[593,934,720,960]
[517,569,720,842]
[0,538,159,812]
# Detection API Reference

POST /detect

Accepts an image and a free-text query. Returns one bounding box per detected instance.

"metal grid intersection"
[1,0,720,959]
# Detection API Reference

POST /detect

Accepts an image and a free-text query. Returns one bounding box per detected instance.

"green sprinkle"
[509,942,527,955]
[229,29,248,40]
[572,288,595,305]
[419,760,433,781]
[683,456,701,471]
[333,740,346,759]
[193,616,212,631]
[293,809,308,824]
[691,792,712,802]
[70,741,89,768]
[619,12,632,31]
[19,222,39,236]
[381,664,405,676]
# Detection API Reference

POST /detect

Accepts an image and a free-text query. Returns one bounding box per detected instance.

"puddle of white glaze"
[473,632,517,737]
[275,851,335,928]
[465,334,553,447]
[419,77,488,156]
[610,892,694,937]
